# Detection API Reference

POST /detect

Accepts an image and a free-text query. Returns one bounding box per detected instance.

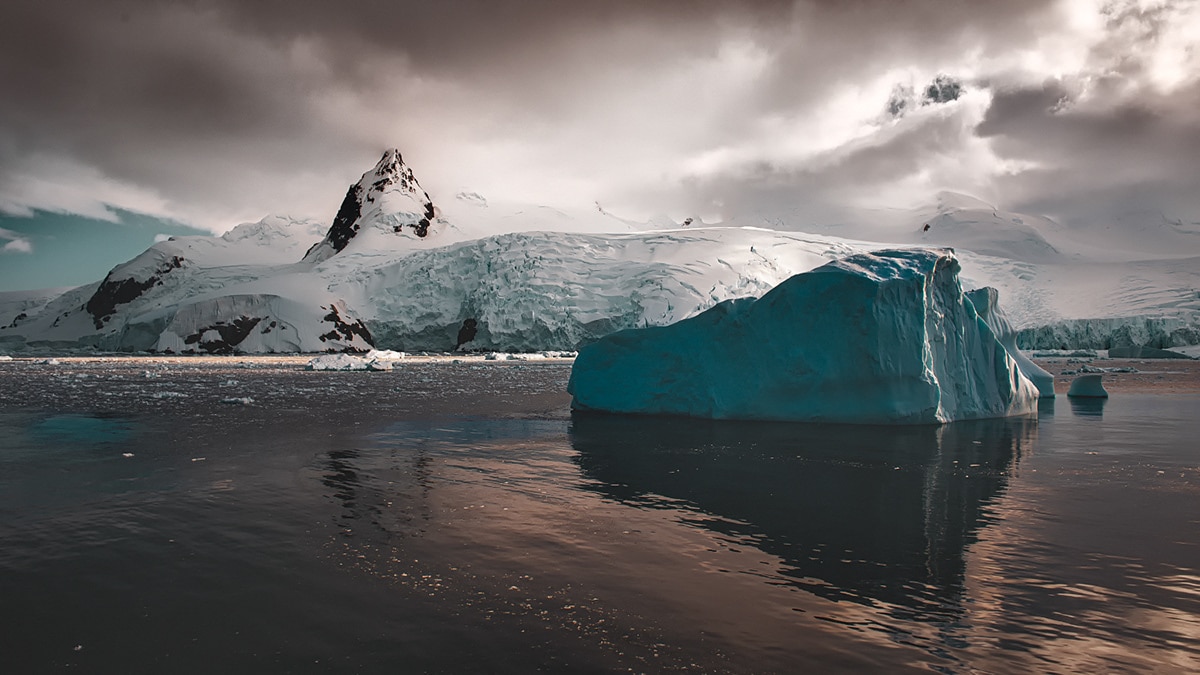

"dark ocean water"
[0,359,1197,673]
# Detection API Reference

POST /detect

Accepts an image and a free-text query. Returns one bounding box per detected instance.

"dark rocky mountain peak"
[303,149,438,263]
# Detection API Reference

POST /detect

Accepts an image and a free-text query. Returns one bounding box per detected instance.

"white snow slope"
[568,249,1039,424]
[1,151,1198,354]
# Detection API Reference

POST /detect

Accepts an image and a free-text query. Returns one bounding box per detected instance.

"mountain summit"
[303,149,438,263]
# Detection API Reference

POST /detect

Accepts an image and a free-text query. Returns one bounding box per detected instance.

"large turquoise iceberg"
[568,249,1039,424]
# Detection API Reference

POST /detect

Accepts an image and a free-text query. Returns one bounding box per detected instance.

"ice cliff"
[0,225,864,353]
[568,249,1040,424]
[332,229,857,352]
[1016,315,1200,351]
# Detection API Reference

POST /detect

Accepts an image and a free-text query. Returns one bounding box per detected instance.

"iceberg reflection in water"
[1068,395,1108,417]
[571,414,1038,622]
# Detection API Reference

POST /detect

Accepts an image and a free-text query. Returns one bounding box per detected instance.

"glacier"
[1016,315,1200,351]
[2,150,1198,356]
[0,224,870,354]
[567,249,1040,424]
[329,228,861,352]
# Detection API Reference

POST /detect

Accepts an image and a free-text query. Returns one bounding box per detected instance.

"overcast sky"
[1,0,1197,240]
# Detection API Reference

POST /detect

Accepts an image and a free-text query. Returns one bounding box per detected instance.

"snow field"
[1,154,1196,356]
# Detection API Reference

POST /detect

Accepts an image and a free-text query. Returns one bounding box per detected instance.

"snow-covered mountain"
[734,192,1066,264]
[302,149,440,263]
[1,150,1198,354]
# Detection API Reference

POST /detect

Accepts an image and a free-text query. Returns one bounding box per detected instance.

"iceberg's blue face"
[0,209,207,292]
[569,249,1040,424]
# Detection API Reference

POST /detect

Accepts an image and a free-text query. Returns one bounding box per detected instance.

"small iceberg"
[1066,374,1108,398]
[306,353,396,371]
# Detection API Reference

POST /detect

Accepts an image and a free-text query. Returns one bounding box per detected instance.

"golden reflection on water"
[318,415,1068,672]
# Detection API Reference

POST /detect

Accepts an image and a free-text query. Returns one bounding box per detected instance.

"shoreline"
[2,353,1198,395]
[1034,357,1200,395]
[0,353,575,367]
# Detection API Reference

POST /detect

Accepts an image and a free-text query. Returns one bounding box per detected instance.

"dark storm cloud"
[679,106,985,224]
[973,0,1200,230]
[741,0,1055,113]
[978,78,1200,226]
[0,0,1197,234]
[0,0,371,224]
[0,0,801,225]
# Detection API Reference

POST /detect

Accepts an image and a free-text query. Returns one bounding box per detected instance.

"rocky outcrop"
[85,255,184,328]
[319,304,373,348]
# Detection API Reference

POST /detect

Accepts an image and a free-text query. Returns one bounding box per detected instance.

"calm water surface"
[0,360,1197,673]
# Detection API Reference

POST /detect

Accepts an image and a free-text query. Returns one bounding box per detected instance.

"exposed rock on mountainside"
[303,149,438,263]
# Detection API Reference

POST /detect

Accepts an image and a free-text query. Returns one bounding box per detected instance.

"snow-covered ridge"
[3,220,1198,354]
[220,215,327,253]
[2,152,1198,355]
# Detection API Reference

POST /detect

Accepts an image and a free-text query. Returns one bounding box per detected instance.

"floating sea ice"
[307,354,370,371]
[306,353,397,371]
[366,349,406,361]
[540,351,578,358]
[1062,365,1137,375]
[1067,374,1108,398]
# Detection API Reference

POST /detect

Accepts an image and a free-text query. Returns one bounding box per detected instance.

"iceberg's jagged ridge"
[568,249,1040,424]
